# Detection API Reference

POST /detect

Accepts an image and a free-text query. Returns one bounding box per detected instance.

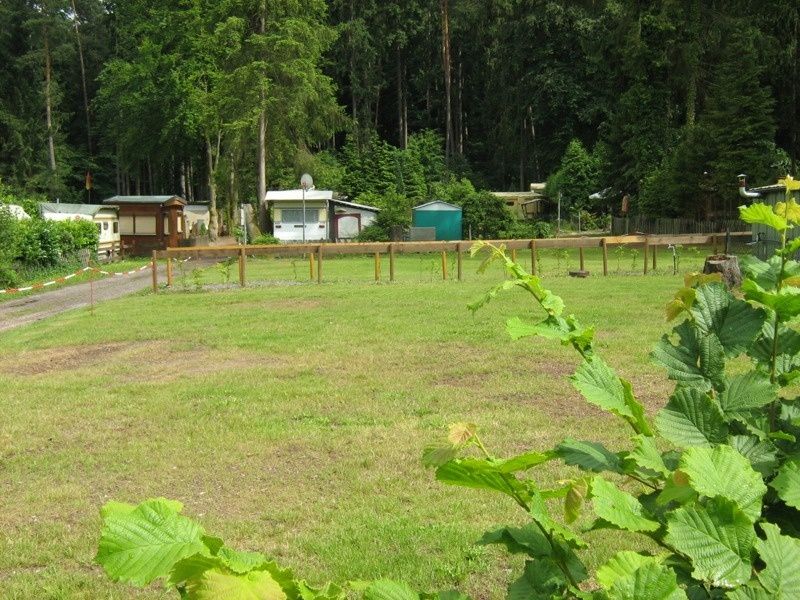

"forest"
[0,0,798,235]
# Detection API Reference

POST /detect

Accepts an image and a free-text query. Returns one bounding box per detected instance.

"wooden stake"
[309,252,315,280]
[643,241,649,275]
[374,252,381,281]
[579,247,585,271]
[652,244,657,270]
[457,243,463,281]
[389,243,395,281]
[511,248,517,263]
[530,240,537,275]
[166,257,173,287]
[317,245,323,283]
[238,246,246,286]
[441,250,447,280]
[151,250,158,292]
[602,238,608,276]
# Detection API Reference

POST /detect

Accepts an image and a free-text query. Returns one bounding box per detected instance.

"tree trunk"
[257,1,267,205]
[456,48,463,155]
[180,161,187,199]
[396,44,405,148]
[70,0,92,156]
[229,150,238,234]
[440,0,454,158]
[684,0,700,126]
[43,29,57,184]
[703,254,742,289]
[349,0,359,144]
[206,134,220,240]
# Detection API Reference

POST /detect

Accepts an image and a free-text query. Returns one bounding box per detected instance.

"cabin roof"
[329,199,380,212]
[103,195,186,206]
[265,189,334,201]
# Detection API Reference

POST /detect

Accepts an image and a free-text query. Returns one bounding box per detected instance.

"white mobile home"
[39,202,120,255]
[265,190,380,242]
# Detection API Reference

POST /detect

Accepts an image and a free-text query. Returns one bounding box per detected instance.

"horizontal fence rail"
[612,216,748,236]
[150,232,752,291]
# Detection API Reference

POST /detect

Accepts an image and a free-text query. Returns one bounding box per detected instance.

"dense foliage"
[97,183,800,598]
[1,1,796,228]
[0,186,99,286]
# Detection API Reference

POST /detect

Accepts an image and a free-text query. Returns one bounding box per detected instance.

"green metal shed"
[412,200,462,241]
[748,184,800,258]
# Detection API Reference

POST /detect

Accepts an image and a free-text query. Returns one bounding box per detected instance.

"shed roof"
[265,189,334,201]
[413,200,462,212]
[103,195,186,206]
[40,202,115,217]
[750,184,787,193]
[184,204,210,214]
[330,199,380,212]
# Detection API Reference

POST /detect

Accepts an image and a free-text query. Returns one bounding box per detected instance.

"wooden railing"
[149,232,752,292]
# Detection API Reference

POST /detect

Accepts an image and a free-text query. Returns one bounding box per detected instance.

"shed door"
[335,214,361,239]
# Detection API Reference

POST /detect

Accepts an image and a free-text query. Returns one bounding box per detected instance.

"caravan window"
[280,208,319,223]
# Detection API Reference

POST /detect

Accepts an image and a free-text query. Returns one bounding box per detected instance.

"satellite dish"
[300,173,313,191]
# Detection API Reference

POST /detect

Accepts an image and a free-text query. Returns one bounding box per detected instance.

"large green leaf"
[607,562,688,600]
[651,323,709,391]
[655,388,728,448]
[742,280,800,321]
[664,498,755,588]
[690,284,766,357]
[718,373,777,418]
[364,580,420,600]
[628,434,670,478]
[740,254,783,290]
[748,323,800,378]
[96,498,208,586]
[556,438,623,474]
[435,459,527,502]
[186,568,286,600]
[477,524,551,557]
[771,461,800,510]
[698,333,726,390]
[507,559,565,600]
[729,435,778,477]
[739,203,788,232]
[571,357,651,434]
[590,476,660,533]
[680,446,766,522]
[490,451,555,473]
[754,523,800,598]
[724,584,772,599]
[596,552,661,590]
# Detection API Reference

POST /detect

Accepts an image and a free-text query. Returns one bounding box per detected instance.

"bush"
[16,219,61,266]
[501,220,554,239]
[355,224,389,242]
[55,219,99,254]
[250,233,279,245]
[0,265,18,288]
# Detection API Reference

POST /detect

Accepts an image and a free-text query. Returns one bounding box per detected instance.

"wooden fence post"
[374,252,381,281]
[441,250,447,280]
[601,238,608,276]
[643,240,649,275]
[166,257,173,287]
[457,243,463,281]
[238,246,246,287]
[530,240,537,275]
[389,243,395,282]
[579,247,585,272]
[511,248,517,263]
[652,244,657,271]
[151,250,158,293]
[317,245,323,283]
[309,252,315,280]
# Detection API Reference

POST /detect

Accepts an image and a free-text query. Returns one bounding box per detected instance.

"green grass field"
[0,250,702,598]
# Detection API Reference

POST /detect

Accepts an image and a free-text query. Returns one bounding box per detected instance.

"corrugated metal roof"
[750,184,785,193]
[40,202,115,216]
[103,195,186,205]
[413,200,462,211]
[330,199,380,212]
[265,189,334,201]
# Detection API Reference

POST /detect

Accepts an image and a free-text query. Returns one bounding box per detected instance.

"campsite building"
[747,183,800,258]
[40,202,120,255]
[411,200,463,241]
[103,195,186,253]
[265,189,379,242]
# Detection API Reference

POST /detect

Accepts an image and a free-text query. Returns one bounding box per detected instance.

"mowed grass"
[0,251,691,598]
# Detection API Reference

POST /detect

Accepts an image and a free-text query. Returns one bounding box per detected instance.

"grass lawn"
[0,251,696,598]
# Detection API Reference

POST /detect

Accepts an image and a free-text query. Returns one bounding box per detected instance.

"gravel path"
[0,266,162,332]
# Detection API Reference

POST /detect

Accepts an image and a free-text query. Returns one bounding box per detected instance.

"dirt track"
[0,266,162,332]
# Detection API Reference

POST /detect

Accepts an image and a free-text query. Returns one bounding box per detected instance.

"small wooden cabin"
[103,195,186,254]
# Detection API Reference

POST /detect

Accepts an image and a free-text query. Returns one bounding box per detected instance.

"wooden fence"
[149,232,752,291]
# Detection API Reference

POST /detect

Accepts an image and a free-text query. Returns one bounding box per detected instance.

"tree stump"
[703,254,742,289]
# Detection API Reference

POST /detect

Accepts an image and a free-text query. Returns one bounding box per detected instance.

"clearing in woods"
[0,252,699,598]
